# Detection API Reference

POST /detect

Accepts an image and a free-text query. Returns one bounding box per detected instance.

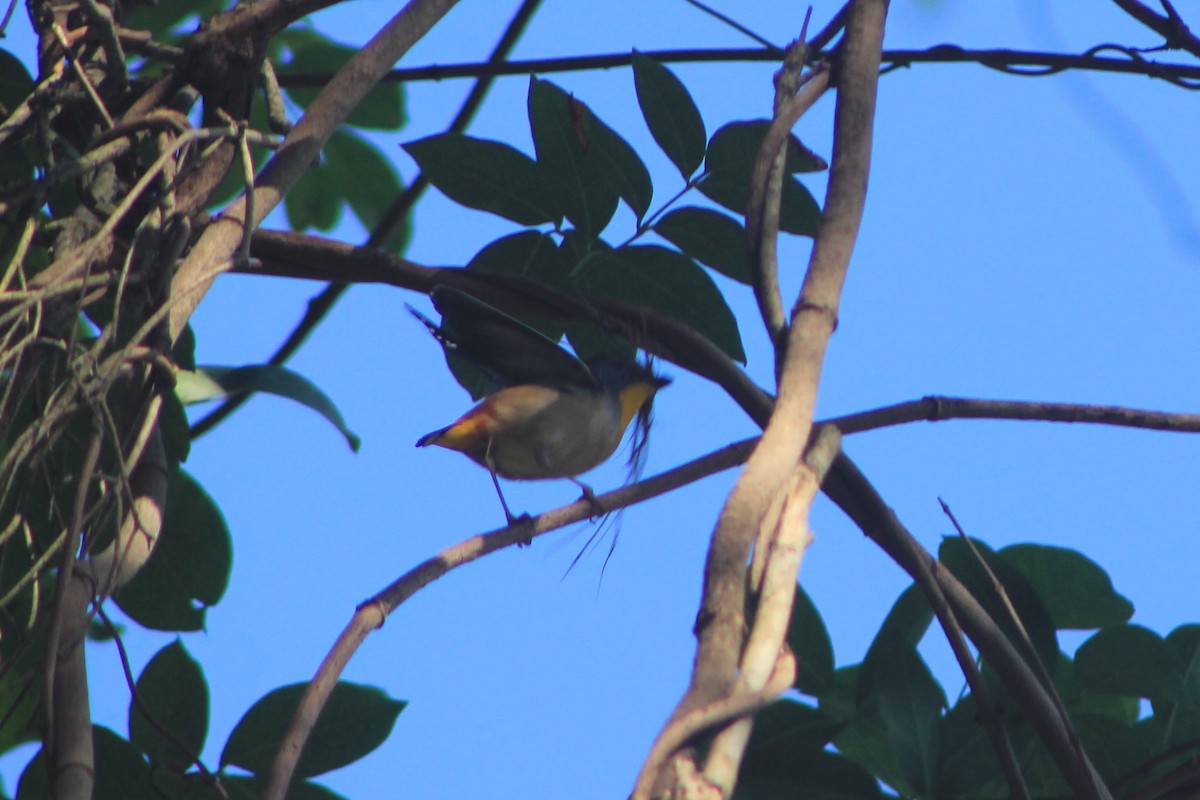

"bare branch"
[273,45,1200,89]
[262,437,758,800]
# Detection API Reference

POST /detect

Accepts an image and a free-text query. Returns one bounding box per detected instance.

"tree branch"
[824,453,1113,800]
[273,45,1200,89]
[261,436,759,800]
[1111,0,1200,60]
[646,2,888,796]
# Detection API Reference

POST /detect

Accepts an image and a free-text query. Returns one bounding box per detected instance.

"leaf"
[737,744,883,800]
[179,364,361,452]
[466,230,564,288]
[699,120,823,236]
[224,776,350,800]
[115,469,232,632]
[18,726,156,800]
[129,640,209,769]
[740,700,841,771]
[631,51,706,179]
[325,130,409,253]
[706,119,827,175]
[221,682,406,778]
[159,388,191,465]
[939,537,1059,669]
[1075,624,1188,705]
[1074,713,1154,784]
[578,245,744,363]
[286,161,343,232]
[1000,543,1133,630]
[528,77,618,240]
[654,206,749,283]
[587,109,654,221]
[871,583,933,657]
[123,0,226,41]
[935,695,1006,799]
[274,29,405,130]
[863,641,944,797]
[787,584,835,696]
[403,133,558,226]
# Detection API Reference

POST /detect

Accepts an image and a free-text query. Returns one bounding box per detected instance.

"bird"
[410,285,670,524]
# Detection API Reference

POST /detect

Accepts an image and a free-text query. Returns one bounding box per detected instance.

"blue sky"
[4,1,1200,798]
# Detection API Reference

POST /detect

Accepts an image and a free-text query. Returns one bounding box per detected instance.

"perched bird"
[410,286,669,523]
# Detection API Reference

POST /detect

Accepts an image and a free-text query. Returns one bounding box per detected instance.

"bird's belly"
[487,397,622,480]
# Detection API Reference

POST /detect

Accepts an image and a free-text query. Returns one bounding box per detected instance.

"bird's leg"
[569,477,606,519]
[485,437,532,543]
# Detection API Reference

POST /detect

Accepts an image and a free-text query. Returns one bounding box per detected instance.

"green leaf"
[1054,651,1139,723]
[129,640,209,770]
[1168,624,1200,696]
[0,50,35,185]
[860,641,944,797]
[225,775,350,800]
[872,583,933,656]
[699,120,822,236]
[587,110,653,221]
[737,745,883,800]
[631,51,706,179]
[1000,543,1133,630]
[654,206,749,283]
[706,119,827,175]
[325,130,408,253]
[221,682,406,778]
[403,133,558,226]
[787,584,835,696]
[115,469,232,632]
[466,230,565,288]
[123,0,225,41]
[833,707,913,797]
[741,700,841,771]
[1075,624,1188,705]
[18,726,155,800]
[579,245,744,363]
[274,29,405,130]
[286,161,343,232]
[159,388,191,465]
[180,364,361,452]
[939,537,1059,669]
[528,77,618,240]
[1074,712,1154,784]
[935,695,1006,799]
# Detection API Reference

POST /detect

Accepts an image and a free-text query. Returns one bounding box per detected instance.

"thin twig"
[95,605,217,781]
[48,20,115,128]
[272,45,1200,88]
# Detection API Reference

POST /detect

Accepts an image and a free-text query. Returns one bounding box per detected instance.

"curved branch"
[261,437,758,800]
[647,2,888,796]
